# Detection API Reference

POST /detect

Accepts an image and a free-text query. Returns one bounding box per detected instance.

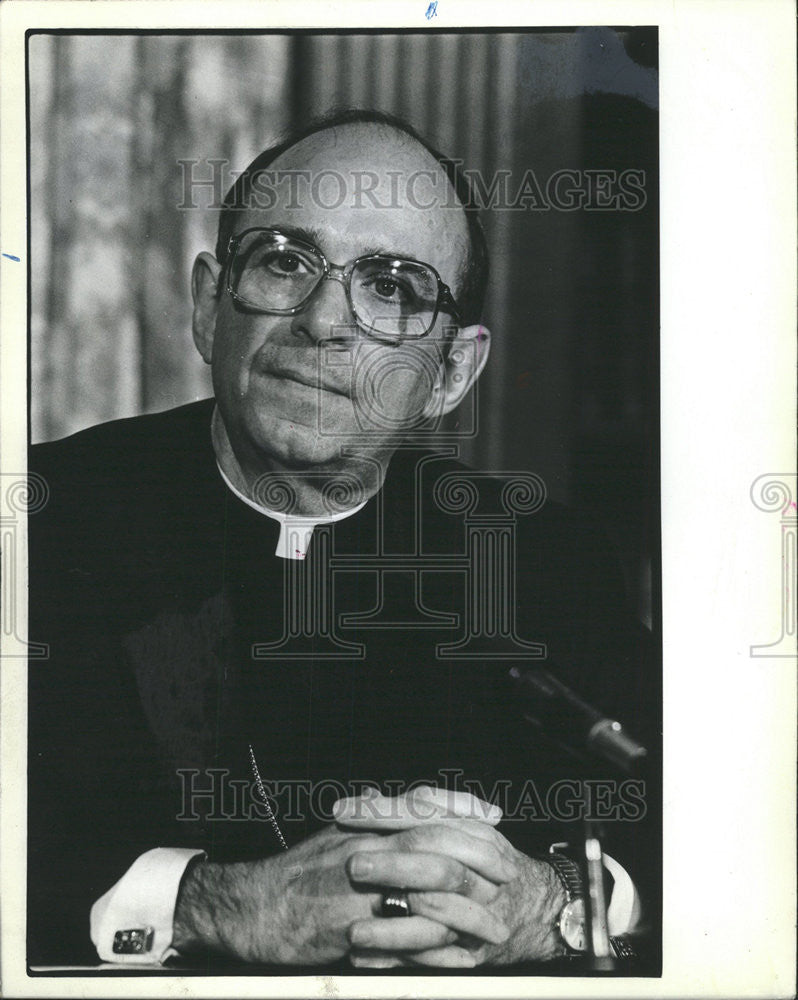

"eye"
[274,251,301,274]
[374,276,399,298]
[264,250,302,274]
[366,272,417,305]
[248,246,318,280]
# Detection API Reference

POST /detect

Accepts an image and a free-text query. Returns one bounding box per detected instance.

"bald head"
[236,123,469,297]
[215,110,488,325]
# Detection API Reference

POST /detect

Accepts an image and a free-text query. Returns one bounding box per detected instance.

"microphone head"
[509,666,649,776]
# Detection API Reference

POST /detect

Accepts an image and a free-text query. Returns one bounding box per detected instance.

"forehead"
[238,124,470,285]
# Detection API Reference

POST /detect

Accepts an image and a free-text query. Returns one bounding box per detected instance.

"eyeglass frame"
[221,227,464,340]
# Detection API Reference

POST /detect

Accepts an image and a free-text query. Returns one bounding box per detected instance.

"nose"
[290,271,356,345]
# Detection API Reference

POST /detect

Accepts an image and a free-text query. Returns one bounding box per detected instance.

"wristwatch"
[546,848,588,955]
[547,845,639,961]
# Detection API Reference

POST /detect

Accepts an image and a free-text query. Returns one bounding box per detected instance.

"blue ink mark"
[2,253,20,262]
[425,1,438,19]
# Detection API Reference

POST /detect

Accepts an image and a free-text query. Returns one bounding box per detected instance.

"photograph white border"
[1,1,795,997]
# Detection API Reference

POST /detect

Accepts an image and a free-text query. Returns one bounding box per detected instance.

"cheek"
[211,314,277,391]
[351,347,439,429]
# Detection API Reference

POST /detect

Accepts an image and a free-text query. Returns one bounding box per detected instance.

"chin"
[250,421,341,470]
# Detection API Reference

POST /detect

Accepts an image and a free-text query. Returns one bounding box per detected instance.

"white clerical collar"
[215,460,367,560]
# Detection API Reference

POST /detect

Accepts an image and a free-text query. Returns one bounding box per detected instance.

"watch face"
[559,898,588,952]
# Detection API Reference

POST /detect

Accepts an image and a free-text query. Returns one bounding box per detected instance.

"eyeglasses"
[224,227,462,343]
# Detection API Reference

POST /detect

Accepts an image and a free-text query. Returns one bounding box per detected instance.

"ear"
[191,252,223,364]
[422,323,491,419]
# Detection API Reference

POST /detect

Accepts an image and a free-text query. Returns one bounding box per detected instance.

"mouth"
[260,366,348,398]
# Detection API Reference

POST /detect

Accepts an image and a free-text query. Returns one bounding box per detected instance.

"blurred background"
[28,28,659,624]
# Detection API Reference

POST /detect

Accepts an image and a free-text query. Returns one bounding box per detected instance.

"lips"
[260,365,348,398]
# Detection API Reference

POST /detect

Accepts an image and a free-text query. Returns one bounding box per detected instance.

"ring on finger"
[381,891,412,917]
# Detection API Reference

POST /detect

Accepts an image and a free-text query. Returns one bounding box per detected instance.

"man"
[29,110,658,971]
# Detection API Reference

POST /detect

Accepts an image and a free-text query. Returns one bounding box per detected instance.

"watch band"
[609,934,638,960]
[546,848,587,956]
[546,849,585,902]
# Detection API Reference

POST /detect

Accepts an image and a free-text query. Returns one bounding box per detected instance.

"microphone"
[509,667,649,775]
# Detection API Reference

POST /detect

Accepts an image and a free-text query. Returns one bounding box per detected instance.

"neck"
[211,406,388,517]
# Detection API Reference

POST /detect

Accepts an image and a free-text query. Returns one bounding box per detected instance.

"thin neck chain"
[248,744,289,851]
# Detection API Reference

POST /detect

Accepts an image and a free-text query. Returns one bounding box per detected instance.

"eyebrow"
[260,223,325,249]
[265,224,422,268]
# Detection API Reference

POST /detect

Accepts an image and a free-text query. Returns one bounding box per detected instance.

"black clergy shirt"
[28,398,660,969]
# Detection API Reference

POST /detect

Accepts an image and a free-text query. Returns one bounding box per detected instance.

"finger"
[333,786,502,828]
[349,915,459,951]
[350,892,510,950]
[408,891,510,944]
[350,947,477,969]
[407,786,502,824]
[403,945,480,968]
[349,950,405,969]
[393,824,519,883]
[418,815,511,844]
[347,849,499,903]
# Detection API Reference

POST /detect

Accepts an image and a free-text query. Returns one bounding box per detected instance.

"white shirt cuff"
[603,852,643,935]
[90,847,205,964]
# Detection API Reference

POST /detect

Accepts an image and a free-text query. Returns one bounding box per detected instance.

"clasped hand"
[173,785,564,967]
[334,786,563,968]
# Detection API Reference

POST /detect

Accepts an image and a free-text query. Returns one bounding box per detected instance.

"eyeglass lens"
[233,232,439,339]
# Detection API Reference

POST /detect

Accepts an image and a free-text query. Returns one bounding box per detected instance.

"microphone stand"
[583,814,615,971]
